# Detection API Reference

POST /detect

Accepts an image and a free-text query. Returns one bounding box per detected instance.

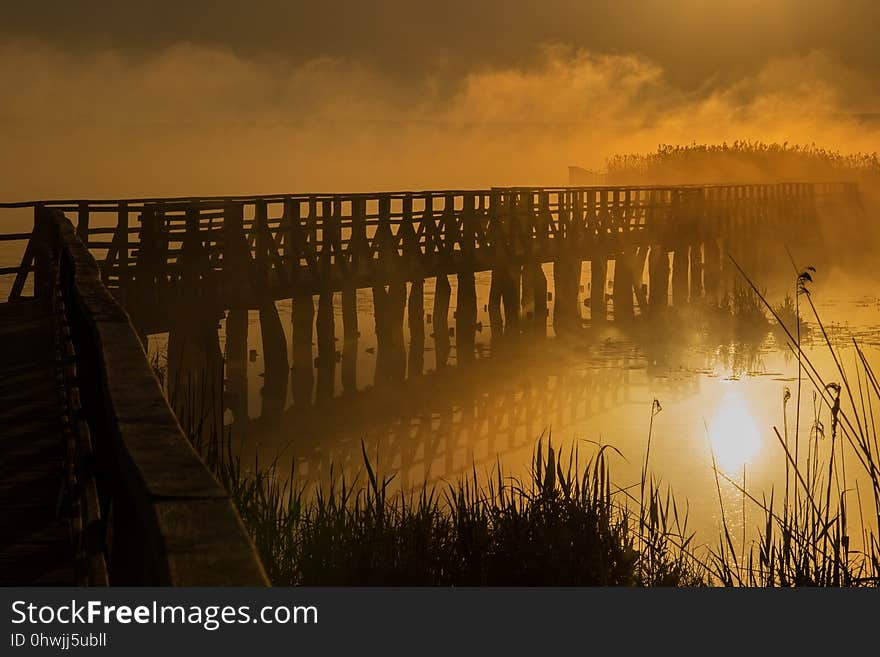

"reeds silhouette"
[715,259,880,585]
[606,141,880,185]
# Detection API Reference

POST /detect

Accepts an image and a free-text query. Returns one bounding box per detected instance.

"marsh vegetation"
[170,271,880,586]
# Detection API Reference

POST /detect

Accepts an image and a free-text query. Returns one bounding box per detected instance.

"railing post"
[33,204,56,302]
[456,193,477,364]
[77,202,90,245]
[315,199,336,401]
[118,201,129,293]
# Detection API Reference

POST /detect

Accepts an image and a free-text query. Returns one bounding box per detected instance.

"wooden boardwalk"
[0,299,75,585]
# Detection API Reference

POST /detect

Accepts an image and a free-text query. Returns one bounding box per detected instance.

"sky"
[1,0,878,198]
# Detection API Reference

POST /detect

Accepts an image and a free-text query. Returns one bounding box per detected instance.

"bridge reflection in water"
[239,331,716,494]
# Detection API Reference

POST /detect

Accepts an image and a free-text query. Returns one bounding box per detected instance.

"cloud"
[0,40,877,200]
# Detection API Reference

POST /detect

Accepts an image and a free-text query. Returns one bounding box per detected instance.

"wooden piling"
[372,285,388,384]
[532,265,548,336]
[131,204,168,332]
[631,246,649,317]
[689,243,703,301]
[253,199,289,419]
[553,258,581,334]
[407,279,425,378]
[389,281,407,381]
[371,284,402,385]
[488,270,504,345]
[433,274,451,369]
[224,308,248,422]
[117,202,129,294]
[167,318,224,435]
[219,202,251,416]
[259,299,288,420]
[341,286,358,394]
[672,246,689,306]
[612,251,634,324]
[590,256,607,324]
[500,265,520,338]
[167,206,223,434]
[521,265,535,324]
[291,294,314,407]
[648,245,669,315]
[704,237,721,301]
[316,290,335,402]
[456,270,477,364]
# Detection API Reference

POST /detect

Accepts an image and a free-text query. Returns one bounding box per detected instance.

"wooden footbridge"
[0,181,857,584]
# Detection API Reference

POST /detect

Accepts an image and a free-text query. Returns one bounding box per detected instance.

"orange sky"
[1,1,878,199]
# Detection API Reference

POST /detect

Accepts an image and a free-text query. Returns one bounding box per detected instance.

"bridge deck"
[0,299,75,585]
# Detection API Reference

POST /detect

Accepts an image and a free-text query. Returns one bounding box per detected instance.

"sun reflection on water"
[707,388,762,473]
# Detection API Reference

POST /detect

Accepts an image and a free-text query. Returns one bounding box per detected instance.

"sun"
[707,390,762,473]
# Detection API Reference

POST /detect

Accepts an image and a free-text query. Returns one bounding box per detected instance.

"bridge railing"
[30,206,269,586]
[11,187,680,291]
[1,182,856,307]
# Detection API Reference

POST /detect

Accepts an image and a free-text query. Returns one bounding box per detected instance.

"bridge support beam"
[613,251,634,325]
[648,246,669,316]
[489,269,504,346]
[520,266,534,325]
[224,308,248,422]
[316,290,335,402]
[456,271,477,364]
[341,286,358,394]
[553,257,581,334]
[532,265,548,336]
[433,274,451,370]
[373,282,407,385]
[672,246,689,306]
[704,238,721,301]
[488,265,520,344]
[500,265,520,339]
[590,256,607,325]
[501,265,522,339]
[130,206,168,338]
[388,281,407,382]
[220,202,251,418]
[631,246,650,317]
[407,279,425,378]
[291,294,314,407]
[167,316,224,434]
[690,243,703,301]
[167,208,224,434]
[372,285,389,384]
[259,300,288,420]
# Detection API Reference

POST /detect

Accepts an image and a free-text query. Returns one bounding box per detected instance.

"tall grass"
[713,260,880,585]
[172,383,704,586]
[605,141,880,185]
[283,440,674,586]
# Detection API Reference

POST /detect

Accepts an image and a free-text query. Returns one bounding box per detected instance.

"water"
[215,273,880,553]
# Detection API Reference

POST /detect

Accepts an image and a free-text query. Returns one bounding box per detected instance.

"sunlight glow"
[708,391,762,473]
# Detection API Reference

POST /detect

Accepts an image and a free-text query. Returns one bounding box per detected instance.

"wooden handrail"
[36,207,269,586]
